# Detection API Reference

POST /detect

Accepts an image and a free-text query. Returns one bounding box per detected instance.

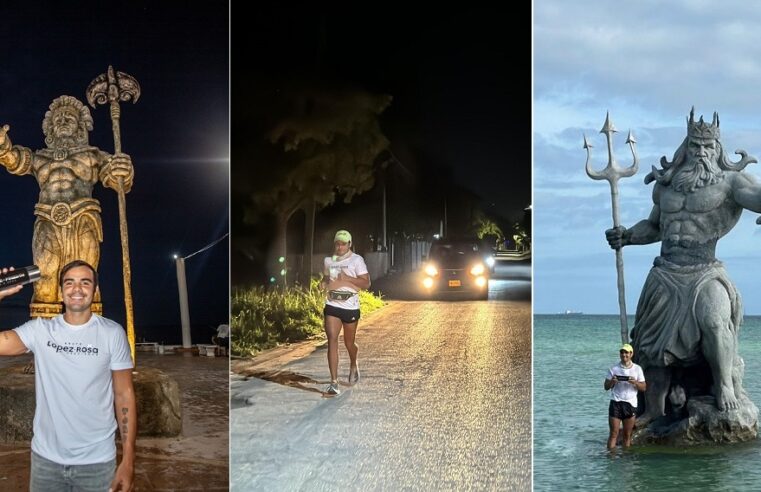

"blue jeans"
[31,451,115,492]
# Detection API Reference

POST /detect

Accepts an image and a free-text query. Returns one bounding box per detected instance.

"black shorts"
[324,304,361,324]
[609,400,636,420]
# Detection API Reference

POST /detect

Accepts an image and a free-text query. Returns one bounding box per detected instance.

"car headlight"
[423,277,434,289]
[486,256,495,268]
[424,264,438,276]
[470,263,485,276]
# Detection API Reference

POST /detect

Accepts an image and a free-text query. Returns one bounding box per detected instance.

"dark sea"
[0,304,218,346]
[534,314,761,491]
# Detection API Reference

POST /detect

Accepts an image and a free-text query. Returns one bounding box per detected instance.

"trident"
[584,113,639,344]
[86,66,141,363]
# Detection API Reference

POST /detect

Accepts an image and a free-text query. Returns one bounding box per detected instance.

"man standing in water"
[604,344,646,449]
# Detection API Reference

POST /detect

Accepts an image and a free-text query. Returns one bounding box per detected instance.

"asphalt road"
[231,261,531,490]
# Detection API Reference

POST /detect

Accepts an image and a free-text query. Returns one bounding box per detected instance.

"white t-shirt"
[323,252,369,310]
[216,324,229,338]
[15,314,133,465]
[606,362,645,407]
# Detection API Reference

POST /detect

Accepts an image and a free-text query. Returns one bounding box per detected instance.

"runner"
[321,230,371,395]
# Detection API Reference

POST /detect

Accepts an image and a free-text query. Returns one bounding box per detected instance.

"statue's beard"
[45,129,88,149]
[672,157,723,192]
[53,135,77,148]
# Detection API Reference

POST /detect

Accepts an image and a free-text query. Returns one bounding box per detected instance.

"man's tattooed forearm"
[121,407,128,435]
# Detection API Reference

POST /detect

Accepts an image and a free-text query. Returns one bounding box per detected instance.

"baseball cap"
[620,343,634,353]
[334,230,352,243]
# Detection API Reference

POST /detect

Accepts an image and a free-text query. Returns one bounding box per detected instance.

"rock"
[0,365,182,442]
[0,365,35,442]
[634,395,758,445]
[133,367,182,437]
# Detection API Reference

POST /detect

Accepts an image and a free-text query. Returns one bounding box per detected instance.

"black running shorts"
[609,400,636,420]
[324,304,361,324]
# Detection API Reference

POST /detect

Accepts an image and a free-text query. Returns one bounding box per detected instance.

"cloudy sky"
[534,1,761,314]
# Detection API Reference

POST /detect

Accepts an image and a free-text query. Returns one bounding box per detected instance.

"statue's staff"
[585,113,638,344]
[86,66,140,363]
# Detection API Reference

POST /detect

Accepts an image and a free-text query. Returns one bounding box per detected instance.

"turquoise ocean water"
[534,314,761,491]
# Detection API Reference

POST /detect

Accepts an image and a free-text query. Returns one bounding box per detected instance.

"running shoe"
[349,364,360,385]
[325,381,340,395]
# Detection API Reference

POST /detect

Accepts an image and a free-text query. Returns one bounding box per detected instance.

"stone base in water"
[634,395,758,445]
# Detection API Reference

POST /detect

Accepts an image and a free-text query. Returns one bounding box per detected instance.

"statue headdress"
[687,106,720,140]
[42,95,93,147]
[645,107,756,186]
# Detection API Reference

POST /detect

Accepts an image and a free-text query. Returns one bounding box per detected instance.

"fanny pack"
[328,290,355,301]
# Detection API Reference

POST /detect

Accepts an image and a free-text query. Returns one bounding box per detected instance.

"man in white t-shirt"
[604,343,646,449]
[320,229,371,395]
[0,260,136,491]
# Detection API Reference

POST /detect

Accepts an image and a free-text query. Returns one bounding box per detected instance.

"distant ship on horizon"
[560,309,583,315]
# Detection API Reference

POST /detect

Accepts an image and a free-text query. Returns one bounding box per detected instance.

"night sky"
[232,4,531,280]
[0,2,229,342]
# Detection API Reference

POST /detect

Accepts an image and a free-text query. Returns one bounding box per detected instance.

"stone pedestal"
[0,365,182,442]
[633,395,758,446]
[30,302,103,318]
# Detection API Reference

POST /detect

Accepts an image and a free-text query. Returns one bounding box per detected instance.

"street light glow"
[172,254,179,260]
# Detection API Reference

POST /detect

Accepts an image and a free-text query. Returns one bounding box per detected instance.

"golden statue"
[0,95,133,317]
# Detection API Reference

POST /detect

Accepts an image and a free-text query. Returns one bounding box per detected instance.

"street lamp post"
[174,254,192,349]
[172,233,229,349]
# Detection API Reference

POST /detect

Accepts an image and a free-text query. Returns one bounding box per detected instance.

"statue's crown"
[687,107,720,140]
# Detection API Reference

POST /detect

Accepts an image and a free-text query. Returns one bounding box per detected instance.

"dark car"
[421,239,489,299]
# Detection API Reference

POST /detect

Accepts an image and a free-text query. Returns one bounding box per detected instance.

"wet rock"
[134,367,182,436]
[0,366,34,442]
[634,395,758,445]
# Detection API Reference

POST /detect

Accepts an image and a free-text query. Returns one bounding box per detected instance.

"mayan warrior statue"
[0,95,133,317]
[606,108,761,430]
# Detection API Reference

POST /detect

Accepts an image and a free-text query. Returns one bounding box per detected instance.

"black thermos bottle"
[0,266,41,289]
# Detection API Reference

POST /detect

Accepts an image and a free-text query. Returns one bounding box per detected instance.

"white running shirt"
[323,252,369,310]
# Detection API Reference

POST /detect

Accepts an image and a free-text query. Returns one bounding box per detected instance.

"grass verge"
[232,278,385,357]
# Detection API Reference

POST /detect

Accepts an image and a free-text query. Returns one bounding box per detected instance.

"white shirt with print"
[14,314,133,465]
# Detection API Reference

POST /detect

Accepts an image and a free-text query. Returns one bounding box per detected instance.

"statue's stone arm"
[0,125,32,176]
[98,150,134,193]
[606,185,662,249]
[624,205,662,245]
[731,171,761,214]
